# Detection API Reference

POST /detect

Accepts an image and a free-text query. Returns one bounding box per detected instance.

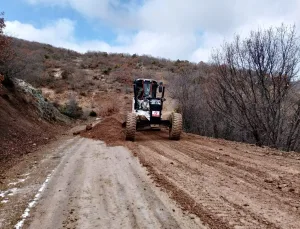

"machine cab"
[133,79,164,110]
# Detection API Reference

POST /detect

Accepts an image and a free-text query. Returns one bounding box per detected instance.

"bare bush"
[60,97,83,119]
[170,25,300,151]
[61,65,74,79]
[169,68,217,136]
[0,12,14,87]
[210,24,300,150]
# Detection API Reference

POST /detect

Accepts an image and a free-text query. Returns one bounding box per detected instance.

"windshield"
[144,81,151,97]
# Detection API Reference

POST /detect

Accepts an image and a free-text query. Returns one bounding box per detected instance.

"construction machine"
[125,78,182,141]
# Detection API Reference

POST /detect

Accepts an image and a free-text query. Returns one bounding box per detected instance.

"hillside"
[0,37,205,172]
[4,37,300,152]
[7,38,204,117]
[1,37,300,229]
[0,78,69,173]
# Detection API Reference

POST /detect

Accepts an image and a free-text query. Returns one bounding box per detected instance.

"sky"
[1,0,300,62]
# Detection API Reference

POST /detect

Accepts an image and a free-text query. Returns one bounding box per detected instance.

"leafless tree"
[0,12,14,86]
[210,24,300,150]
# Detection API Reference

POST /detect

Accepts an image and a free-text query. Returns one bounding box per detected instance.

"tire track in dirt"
[137,142,279,229]
[126,130,300,229]
[149,131,300,199]
[171,140,300,200]
[189,137,300,175]
[82,116,300,229]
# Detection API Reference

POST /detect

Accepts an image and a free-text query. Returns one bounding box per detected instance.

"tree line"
[171,24,300,152]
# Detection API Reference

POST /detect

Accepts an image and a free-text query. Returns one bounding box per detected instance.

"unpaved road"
[1,125,300,229]
[124,130,300,229]
[21,137,203,229]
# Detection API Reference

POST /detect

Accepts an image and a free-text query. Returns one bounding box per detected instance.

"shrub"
[52,100,60,108]
[1,74,14,88]
[89,110,97,117]
[61,66,74,79]
[79,91,87,96]
[60,97,83,119]
[102,67,112,75]
[0,13,14,86]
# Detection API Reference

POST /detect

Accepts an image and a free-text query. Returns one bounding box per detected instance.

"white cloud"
[13,0,300,62]
[5,19,196,60]
[6,19,75,45]
[5,19,112,53]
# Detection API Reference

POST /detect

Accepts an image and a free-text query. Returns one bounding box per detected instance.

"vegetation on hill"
[171,25,300,151]
[1,10,300,152]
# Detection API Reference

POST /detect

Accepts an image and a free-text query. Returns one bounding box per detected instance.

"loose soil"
[82,117,300,229]
[81,114,125,146]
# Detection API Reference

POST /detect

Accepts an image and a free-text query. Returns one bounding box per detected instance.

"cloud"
[6,19,75,45]
[5,19,196,60]
[25,0,139,27]
[14,0,300,62]
[5,19,112,52]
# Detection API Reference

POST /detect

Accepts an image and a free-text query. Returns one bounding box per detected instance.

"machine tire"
[169,112,182,140]
[126,113,136,141]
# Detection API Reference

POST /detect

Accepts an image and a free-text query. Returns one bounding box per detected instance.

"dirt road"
[1,120,300,229]
[124,130,300,229]
[20,137,203,229]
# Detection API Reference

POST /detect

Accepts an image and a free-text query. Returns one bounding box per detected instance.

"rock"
[264,178,274,183]
[73,131,81,135]
[277,183,288,190]
[86,124,93,131]
[289,188,295,192]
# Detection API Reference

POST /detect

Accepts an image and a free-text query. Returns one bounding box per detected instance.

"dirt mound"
[81,115,125,145]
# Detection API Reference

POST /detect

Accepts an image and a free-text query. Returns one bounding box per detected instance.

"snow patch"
[14,173,52,229]
[0,188,19,198]
[1,199,9,204]
[8,178,27,186]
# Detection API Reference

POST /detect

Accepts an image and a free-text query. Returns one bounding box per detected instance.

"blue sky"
[1,0,117,42]
[1,0,300,62]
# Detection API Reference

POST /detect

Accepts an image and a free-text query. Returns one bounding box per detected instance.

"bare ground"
[84,117,300,229]
[1,116,300,229]
[125,131,300,229]
[23,137,204,229]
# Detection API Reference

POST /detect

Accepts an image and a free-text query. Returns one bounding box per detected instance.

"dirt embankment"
[82,117,300,229]
[0,80,68,174]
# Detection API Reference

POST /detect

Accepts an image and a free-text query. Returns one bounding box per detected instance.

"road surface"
[1,127,300,229]
[23,137,204,229]
[124,130,300,229]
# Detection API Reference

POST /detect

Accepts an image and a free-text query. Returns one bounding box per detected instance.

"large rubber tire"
[169,113,182,140]
[126,113,136,141]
